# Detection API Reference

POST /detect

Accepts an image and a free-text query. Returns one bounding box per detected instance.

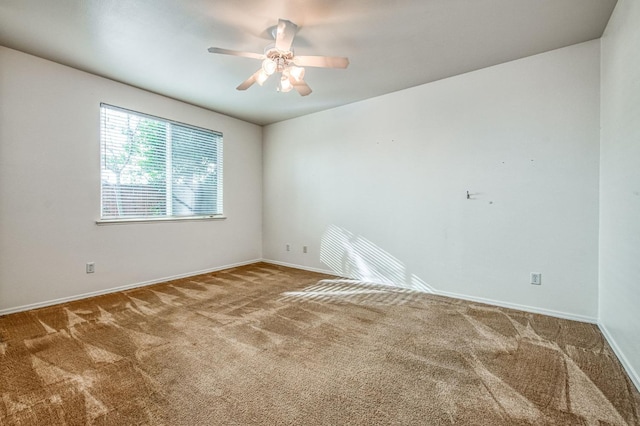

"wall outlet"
[303,246,308,254]
[86,262,95,274]
[286,244,291,252]
[530,272,541,285]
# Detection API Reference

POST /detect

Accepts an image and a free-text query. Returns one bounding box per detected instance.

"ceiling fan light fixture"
[256,70,270,86]
[289,66,305,82]
[278,75,293,93]
[209,18,349,95]
[262,58,277,76]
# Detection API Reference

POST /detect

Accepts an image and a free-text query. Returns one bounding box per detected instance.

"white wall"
[0,47,263,313]
[263,41,601,321]
[599,0,640,389]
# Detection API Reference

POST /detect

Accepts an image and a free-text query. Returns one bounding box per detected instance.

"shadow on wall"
[280,225,434,306]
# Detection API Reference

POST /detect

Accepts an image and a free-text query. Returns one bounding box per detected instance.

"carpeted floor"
[0,263,638,425]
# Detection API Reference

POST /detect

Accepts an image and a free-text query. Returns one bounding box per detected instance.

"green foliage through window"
[100,104,223,219]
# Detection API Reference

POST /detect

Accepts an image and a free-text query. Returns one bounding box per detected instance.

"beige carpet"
[0,263,638,425]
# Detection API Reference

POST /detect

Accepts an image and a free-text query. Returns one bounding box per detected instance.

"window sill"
[96,215,227,225]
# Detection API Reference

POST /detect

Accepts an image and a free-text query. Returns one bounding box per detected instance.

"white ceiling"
[0,0,616,125]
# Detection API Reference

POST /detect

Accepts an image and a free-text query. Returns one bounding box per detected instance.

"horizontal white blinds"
[100,104,223,219]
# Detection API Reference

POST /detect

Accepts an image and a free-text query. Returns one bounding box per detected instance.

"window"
[100,104,223,221]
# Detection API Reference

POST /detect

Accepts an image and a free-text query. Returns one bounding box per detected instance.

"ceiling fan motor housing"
[265,48,294,72]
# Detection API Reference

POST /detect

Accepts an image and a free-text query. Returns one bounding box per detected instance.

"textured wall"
[263,41,601,320]
[599,0,640,389]
[0,47,263,312]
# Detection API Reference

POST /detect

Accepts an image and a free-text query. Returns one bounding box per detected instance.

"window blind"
[100,103,223,220]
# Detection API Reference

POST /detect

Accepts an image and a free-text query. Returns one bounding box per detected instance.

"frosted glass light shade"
[289,66,305,82]
[256,70,269,86]
[279,76,293,92]
[262,58,277,75]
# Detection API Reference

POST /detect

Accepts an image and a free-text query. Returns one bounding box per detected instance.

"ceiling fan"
[208,19,349,96]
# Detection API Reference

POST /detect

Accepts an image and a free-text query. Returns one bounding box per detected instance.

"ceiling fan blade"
[275,19,298,52]
[293,55,349,69]
[292,79,312,96]
[208,47,263,60]
[236,69,263,91]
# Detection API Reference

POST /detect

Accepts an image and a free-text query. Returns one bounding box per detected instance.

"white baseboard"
[262,260,598,324]
[261,259,338,276]
[433,289,598,324]
[598,323,640,393]
[0,258,599,326]
[0,259,262,316]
